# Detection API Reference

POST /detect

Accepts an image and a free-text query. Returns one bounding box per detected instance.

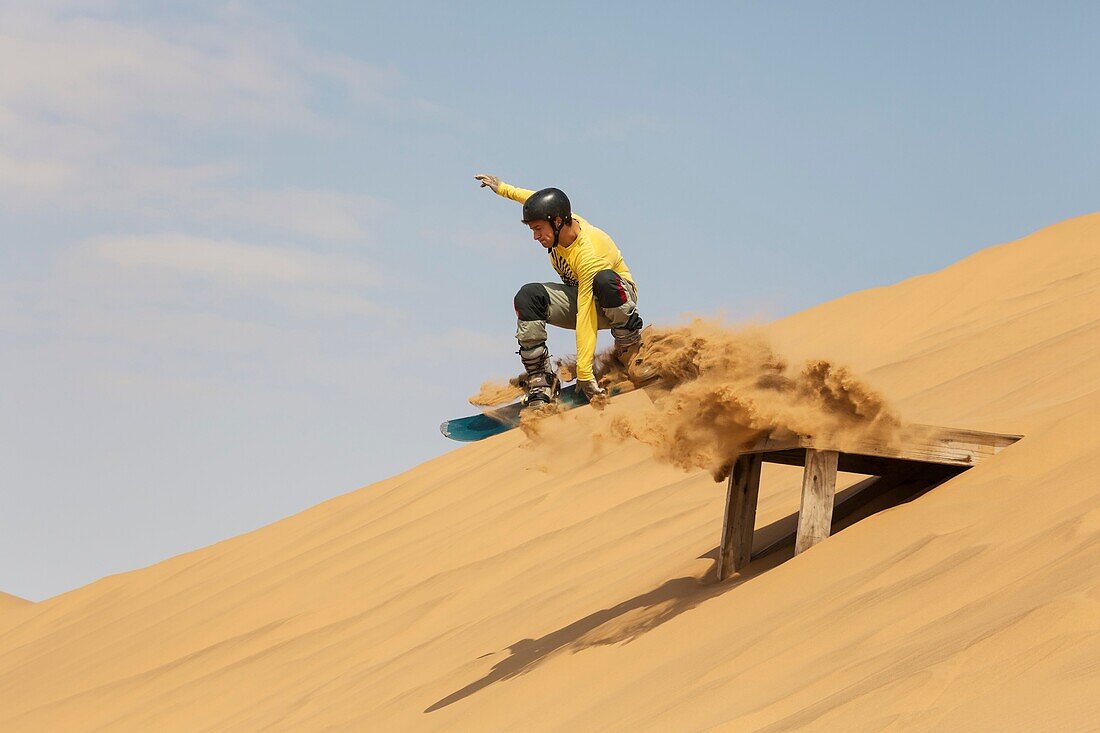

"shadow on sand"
[426,471,952,713]
[425,522,796,713]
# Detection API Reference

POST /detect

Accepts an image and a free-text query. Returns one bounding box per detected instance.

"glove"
[474,173,501,193]
[578,379,607,401]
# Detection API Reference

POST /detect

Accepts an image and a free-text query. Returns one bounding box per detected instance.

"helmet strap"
[551,217,563,248]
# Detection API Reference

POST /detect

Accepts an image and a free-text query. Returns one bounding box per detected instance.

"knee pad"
[593,269,628,308]
[514,282,550,321]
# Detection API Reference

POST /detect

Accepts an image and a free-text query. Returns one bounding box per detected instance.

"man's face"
[527,219,557,250]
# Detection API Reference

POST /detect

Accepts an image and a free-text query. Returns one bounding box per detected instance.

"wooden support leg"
[717,453,763,581]
[795,449,839,554]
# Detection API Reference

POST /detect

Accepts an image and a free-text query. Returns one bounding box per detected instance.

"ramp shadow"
[425,525,793,713]
[426,467,959,713]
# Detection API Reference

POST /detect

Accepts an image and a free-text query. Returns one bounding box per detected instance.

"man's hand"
[474,173,501,193]
[578,379,607,403]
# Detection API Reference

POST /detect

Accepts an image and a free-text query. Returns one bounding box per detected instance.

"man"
[475,173,654,407]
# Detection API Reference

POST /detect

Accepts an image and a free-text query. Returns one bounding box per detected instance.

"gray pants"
[513,269,643,348]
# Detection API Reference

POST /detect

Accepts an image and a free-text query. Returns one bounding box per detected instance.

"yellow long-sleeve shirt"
[497,182,635,381]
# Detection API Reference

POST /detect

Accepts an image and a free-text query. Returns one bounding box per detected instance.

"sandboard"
[441,378,657,442]
[440,384,589,442]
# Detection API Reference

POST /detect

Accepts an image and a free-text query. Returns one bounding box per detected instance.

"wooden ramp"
[716,425,1022,581]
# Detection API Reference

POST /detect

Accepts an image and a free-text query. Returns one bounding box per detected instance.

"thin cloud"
[199,188,381,243]
[87,233,379,288]
[0,150,76,192]
[11,159,382,243]
[0,5,385,131]
[0,2,415,244]
[23,232,398,323]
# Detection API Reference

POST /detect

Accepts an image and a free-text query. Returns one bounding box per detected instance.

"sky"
[2,1,1097,601]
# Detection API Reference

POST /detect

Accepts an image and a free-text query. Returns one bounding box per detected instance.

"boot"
[613,329,657,383]
[518,343,560,407]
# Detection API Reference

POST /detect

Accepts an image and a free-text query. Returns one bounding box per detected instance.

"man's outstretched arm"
[474,173,534,204]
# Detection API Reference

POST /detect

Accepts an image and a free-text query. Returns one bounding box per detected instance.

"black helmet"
[521,188,572,246]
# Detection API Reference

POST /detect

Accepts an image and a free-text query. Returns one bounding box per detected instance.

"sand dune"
[0,592,29,614]
[1,214,1098,731]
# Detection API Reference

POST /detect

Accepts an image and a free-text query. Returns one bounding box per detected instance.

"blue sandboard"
[440,384,590,442]
[441,377,660,442]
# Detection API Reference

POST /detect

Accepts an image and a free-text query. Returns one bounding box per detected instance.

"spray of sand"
[520,319,901,481]
[469,359,580,407]
[469,379,526,407]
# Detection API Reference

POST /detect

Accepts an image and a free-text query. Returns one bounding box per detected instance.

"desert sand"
[0,592,29,614]
[0,214,1097,731]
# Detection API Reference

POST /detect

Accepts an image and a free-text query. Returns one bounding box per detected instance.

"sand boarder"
[474,174,655,407]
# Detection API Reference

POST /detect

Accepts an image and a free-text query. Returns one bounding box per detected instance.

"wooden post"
[795,449,839,554]
[717,453,763,581]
